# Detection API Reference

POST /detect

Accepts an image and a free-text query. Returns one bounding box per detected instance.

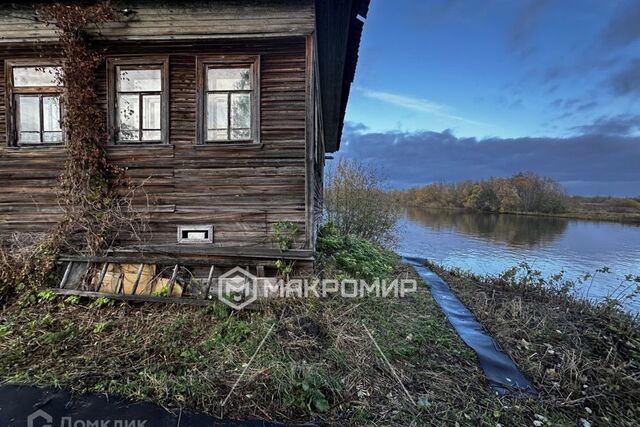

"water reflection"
[406,207,569,248]
[399,207,640,312]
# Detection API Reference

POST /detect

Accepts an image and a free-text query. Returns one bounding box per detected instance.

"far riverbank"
[401,203,640,225]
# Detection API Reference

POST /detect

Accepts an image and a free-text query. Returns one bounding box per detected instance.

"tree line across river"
[392,172,640,216]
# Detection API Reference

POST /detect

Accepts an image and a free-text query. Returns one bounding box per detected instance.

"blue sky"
[341,0,640,196]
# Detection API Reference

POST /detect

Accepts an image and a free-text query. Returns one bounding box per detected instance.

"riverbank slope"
[1,227,638,425]
[428,262,640,425]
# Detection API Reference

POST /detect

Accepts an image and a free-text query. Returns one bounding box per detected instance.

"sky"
[340,0,640,196]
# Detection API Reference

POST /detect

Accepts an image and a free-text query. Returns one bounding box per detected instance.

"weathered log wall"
[0,37,313,256]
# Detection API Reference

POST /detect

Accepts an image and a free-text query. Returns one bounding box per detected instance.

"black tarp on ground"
[0,384,292,427]
[404,257,537,396]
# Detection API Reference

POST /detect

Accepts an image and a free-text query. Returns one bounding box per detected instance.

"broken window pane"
[118,94,140,140]
[13,66,61,87]
[118,69,161,92]
[207,68,250,91]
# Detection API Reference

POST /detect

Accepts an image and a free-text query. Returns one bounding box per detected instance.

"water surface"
[398,208,640,312]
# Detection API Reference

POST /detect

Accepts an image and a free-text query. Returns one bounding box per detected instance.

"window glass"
[142,95,161,130]
[231,93,251,140]
[43,96,62,142]
[118,69,161,92]
[13,66,61,87]
[115,66,163,143]
[142,130,161,141]
[17,96,39,132]
[207,93,228,140]
[207,68,250,91]
[118,94,140,141]
[10,65,64,145]
[205,66,253,142]
[43,96,61,131]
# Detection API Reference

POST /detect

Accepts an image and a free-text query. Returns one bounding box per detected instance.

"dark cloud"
[601,0,640,48]
[549,98,598,121]
[575,100,598,112]
[337,123,640,196]
[608,58,640,96]
[572,114,640,136]
[507,0,548,59]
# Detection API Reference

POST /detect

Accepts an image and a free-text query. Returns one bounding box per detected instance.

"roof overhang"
[315,0,369,152]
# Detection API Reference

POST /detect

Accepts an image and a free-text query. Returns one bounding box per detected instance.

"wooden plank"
[57,247,314,263]
[0,0,315,43]
[59,262,72,289]
[167,264,179,297]
[95,263,109,292]
[130,263,145,295]
[50,288,217,306]
[205,265,215,299]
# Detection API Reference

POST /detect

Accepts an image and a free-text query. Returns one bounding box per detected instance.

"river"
[398,207,640,313]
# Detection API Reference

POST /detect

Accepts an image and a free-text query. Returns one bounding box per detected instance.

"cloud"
[548,98,599,121]
[608,58,640,96]
[507,0,549,59]
[572,114,640,136]
[337,122,640,196]
[601,0,640,48]
[357,87,485,126]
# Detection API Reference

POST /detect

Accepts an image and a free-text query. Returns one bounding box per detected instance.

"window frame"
[196,55,260,146]
[4,60,65,147]
[106,56,169,146]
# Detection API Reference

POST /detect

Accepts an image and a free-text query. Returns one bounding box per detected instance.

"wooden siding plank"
[0,0,314,43]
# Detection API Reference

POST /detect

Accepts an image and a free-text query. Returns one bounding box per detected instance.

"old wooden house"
[0,0,368,302]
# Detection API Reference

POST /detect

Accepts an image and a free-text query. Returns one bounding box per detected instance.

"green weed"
[92,296,114,308]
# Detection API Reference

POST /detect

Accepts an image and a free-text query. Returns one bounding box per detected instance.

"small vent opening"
[177,225,213,244]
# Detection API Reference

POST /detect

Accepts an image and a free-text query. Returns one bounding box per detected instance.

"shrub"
[317,222,397,280]
[324,159,401,247]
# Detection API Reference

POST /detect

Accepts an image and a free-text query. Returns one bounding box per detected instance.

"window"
[6,63,64,146]
[197,56,260,144]
[107,58,168,144]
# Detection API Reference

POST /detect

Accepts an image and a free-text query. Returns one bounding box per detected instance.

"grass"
[0,268,497,425]
[0,226,511,425]
[1,226,638,425]
[567,195,640,223]
[430,262,640,426]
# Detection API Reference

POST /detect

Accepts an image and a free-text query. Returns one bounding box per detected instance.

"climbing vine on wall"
[0,2,149,301]
[35,2,123,254]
